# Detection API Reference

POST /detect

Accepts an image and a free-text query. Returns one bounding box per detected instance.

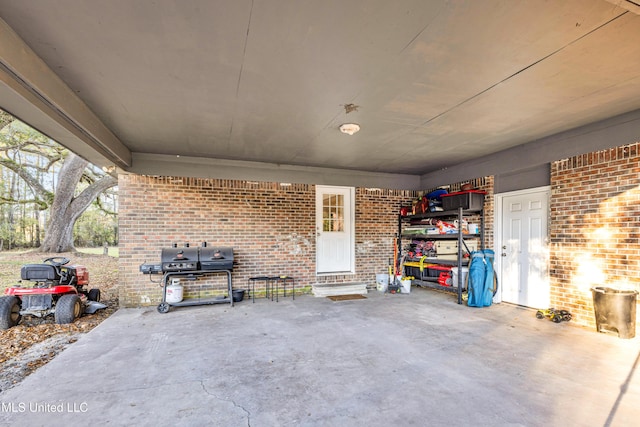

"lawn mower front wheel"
[88,288,101,302]
[55,294,82,324]
[0,296,22,329]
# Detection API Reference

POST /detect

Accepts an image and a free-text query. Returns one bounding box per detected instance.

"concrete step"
[312,282,368,297]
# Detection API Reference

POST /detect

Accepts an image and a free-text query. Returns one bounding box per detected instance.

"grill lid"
[199,247,234,271]
[161,247,200,271]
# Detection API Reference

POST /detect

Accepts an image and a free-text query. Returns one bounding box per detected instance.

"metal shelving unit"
[398,206,484,304]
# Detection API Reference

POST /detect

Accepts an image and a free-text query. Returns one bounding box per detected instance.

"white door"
[499,188,550,308]
[316,186,354,274]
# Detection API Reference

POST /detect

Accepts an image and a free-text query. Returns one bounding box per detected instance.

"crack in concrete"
[200,380,251,427]
[79,378,204,396]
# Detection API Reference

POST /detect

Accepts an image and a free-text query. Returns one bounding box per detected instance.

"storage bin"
[451,267,469,290]
[403,266,420,279]
[435,240,479,257]
[441,190,486,211]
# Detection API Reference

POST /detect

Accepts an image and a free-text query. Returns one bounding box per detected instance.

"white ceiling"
[1,0,640,188]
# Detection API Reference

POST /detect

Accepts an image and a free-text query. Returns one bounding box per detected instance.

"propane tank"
[166,278,183,303]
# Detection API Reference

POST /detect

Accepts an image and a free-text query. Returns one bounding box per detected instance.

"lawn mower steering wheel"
[43,257,70,266]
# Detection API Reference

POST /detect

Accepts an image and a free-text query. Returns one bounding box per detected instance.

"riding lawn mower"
[0,257,106,330]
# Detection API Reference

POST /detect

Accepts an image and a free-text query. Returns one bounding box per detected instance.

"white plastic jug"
[376,274,389,292]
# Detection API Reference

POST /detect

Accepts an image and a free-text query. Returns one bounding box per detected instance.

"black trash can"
[591,287,638,339]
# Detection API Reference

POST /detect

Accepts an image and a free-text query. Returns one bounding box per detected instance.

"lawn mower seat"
[21,264,60,281]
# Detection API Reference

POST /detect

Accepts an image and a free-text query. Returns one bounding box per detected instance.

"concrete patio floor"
[0,287,638,426]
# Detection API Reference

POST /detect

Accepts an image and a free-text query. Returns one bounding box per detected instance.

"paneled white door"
[500,188,550,308]
[316,186,354,274]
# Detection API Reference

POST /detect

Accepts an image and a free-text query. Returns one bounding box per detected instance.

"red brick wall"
[551,143,640,330]
[118,175,417,307]
[120,156,639,330]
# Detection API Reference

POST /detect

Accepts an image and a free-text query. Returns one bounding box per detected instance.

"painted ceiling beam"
[0,17,131,169]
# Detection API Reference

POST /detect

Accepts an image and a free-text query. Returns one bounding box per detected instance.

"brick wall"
[551,143,640,330]
[118,158,637,329]
[118,175,417,307]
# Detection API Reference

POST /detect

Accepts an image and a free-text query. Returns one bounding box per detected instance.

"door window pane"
[322,194,344,232]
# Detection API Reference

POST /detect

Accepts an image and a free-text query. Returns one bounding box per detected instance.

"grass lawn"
[77,246,119,257]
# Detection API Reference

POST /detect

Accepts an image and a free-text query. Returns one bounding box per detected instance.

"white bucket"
[400,279,412,293]
[166,279,184,303]
[451,267,469,290]
[376,274,389,292]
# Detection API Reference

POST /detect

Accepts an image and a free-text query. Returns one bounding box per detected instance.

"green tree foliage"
[74,209,118,247]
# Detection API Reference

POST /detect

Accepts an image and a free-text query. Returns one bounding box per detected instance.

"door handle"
[501,253,506,257]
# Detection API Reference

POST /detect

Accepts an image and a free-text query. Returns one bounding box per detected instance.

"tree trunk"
[8,172,16,250]
[34,209,41,247]
[40,153,117,253]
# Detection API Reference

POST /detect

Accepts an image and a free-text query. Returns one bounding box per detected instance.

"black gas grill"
[141,244,235,274]
[140,243,236,313]
[160,247,200,272]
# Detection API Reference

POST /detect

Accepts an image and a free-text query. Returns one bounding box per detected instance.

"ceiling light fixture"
[339,123,360,135]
